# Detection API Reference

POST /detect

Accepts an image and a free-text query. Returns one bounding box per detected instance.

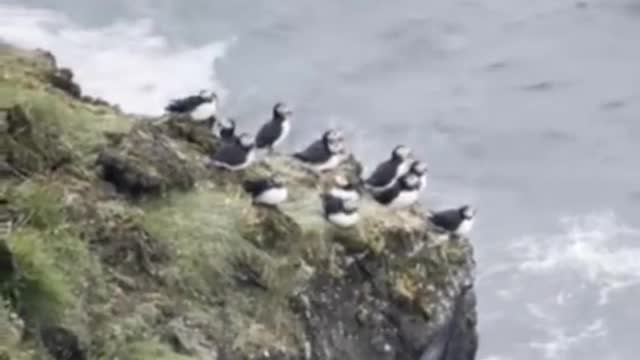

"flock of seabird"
[164,91,476,237]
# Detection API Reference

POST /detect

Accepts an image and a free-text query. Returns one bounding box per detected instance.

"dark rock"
[0,240,16,284]
[292,238,477,360]
[435,286,478,360]
[96,124,198,197]
[40,326,87,360]
[165,317,218,360]
[47,68,82,98]
[34,48,57,69]
[162,115,223,154]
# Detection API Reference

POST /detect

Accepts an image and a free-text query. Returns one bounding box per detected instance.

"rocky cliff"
[0,46,478,360]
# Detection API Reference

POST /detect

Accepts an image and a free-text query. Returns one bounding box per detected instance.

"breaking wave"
[0,3,232,115]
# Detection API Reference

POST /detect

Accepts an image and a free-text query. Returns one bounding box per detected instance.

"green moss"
[118,342,193,360]
[2,181,96,326]
[9,181,65,229]
[142,186,251,295]
[6,228,73,324]
[0,49,131,156]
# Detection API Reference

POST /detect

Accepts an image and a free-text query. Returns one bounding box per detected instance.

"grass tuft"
[6,228,73,325]
[118,342,193,360]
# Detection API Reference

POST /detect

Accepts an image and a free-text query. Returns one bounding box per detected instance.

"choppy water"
[2,1,640,359]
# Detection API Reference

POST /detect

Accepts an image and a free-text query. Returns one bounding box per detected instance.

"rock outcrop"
[0,46,478,360]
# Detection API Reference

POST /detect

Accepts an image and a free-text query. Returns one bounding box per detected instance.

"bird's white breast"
[329,187,360,202]
[211,121,224,138]
[312,154,342,172]
[455,218,474,237]
[418,174,428,192]
[388,189,419,209]
[272,119,290,148]
[397,161,411,177]
[191,101,217,121]
[256,187,288,205]
[239,149,256,169]
[328,211,360,228]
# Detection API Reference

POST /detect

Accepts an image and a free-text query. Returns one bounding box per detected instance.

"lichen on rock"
[0,45,478,360]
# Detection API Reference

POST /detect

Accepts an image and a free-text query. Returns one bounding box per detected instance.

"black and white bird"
[372,172,421,209]
[293,130,345,172]
[242,176,288,207]
[427,205,476,237]
[212,117,237,142]
[329,174,361,202]
[322,194,360,228]
[364,145,413,192]
[255,102,293,152]
[209,133,255,170]
[165,90,219,122]
[408,160,429,192]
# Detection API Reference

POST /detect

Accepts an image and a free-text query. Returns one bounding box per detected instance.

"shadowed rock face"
[40,326,87,360]
[0,46,478,360]
[293,237,476,360]
[96,124,200,197]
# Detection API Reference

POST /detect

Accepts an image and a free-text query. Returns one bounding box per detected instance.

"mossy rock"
[240,207,302,253]
[96,124,202,197]
[0,105,72,175]
[0,46,478,360]
[117,342,193,360]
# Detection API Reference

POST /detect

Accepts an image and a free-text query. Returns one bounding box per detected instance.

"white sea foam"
[529,319,607,360]
[0,4,232,115]
[511,211,640,304]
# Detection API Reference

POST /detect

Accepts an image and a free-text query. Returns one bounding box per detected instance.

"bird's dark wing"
[165,95,206,113]
[371,183,400,205]
[211,143,246,167]
[293,139,328,164]
[428,209,462,231]
[365,160,396,187]
[322,194,344,216]
[242,178,271,196]
[255,120,280,148]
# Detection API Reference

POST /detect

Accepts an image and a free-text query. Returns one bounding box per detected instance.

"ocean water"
[1,1,640,359]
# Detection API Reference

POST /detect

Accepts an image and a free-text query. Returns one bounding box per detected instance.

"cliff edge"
[0,46,478,360]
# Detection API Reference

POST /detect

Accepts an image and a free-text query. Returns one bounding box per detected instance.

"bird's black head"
[322,129,342,143]
[399,173,420,190]
[236,133,255,150]
[460,205,476,219]
[322,129,345,155]
[199,90,218,102]
[410,160,428,176]
[391,145,412,162]
[219,118,236,140]
[326,139,344,155]
[273,102,293,121]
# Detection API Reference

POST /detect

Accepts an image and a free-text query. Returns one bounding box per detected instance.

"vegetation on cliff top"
[0,46,475,360]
